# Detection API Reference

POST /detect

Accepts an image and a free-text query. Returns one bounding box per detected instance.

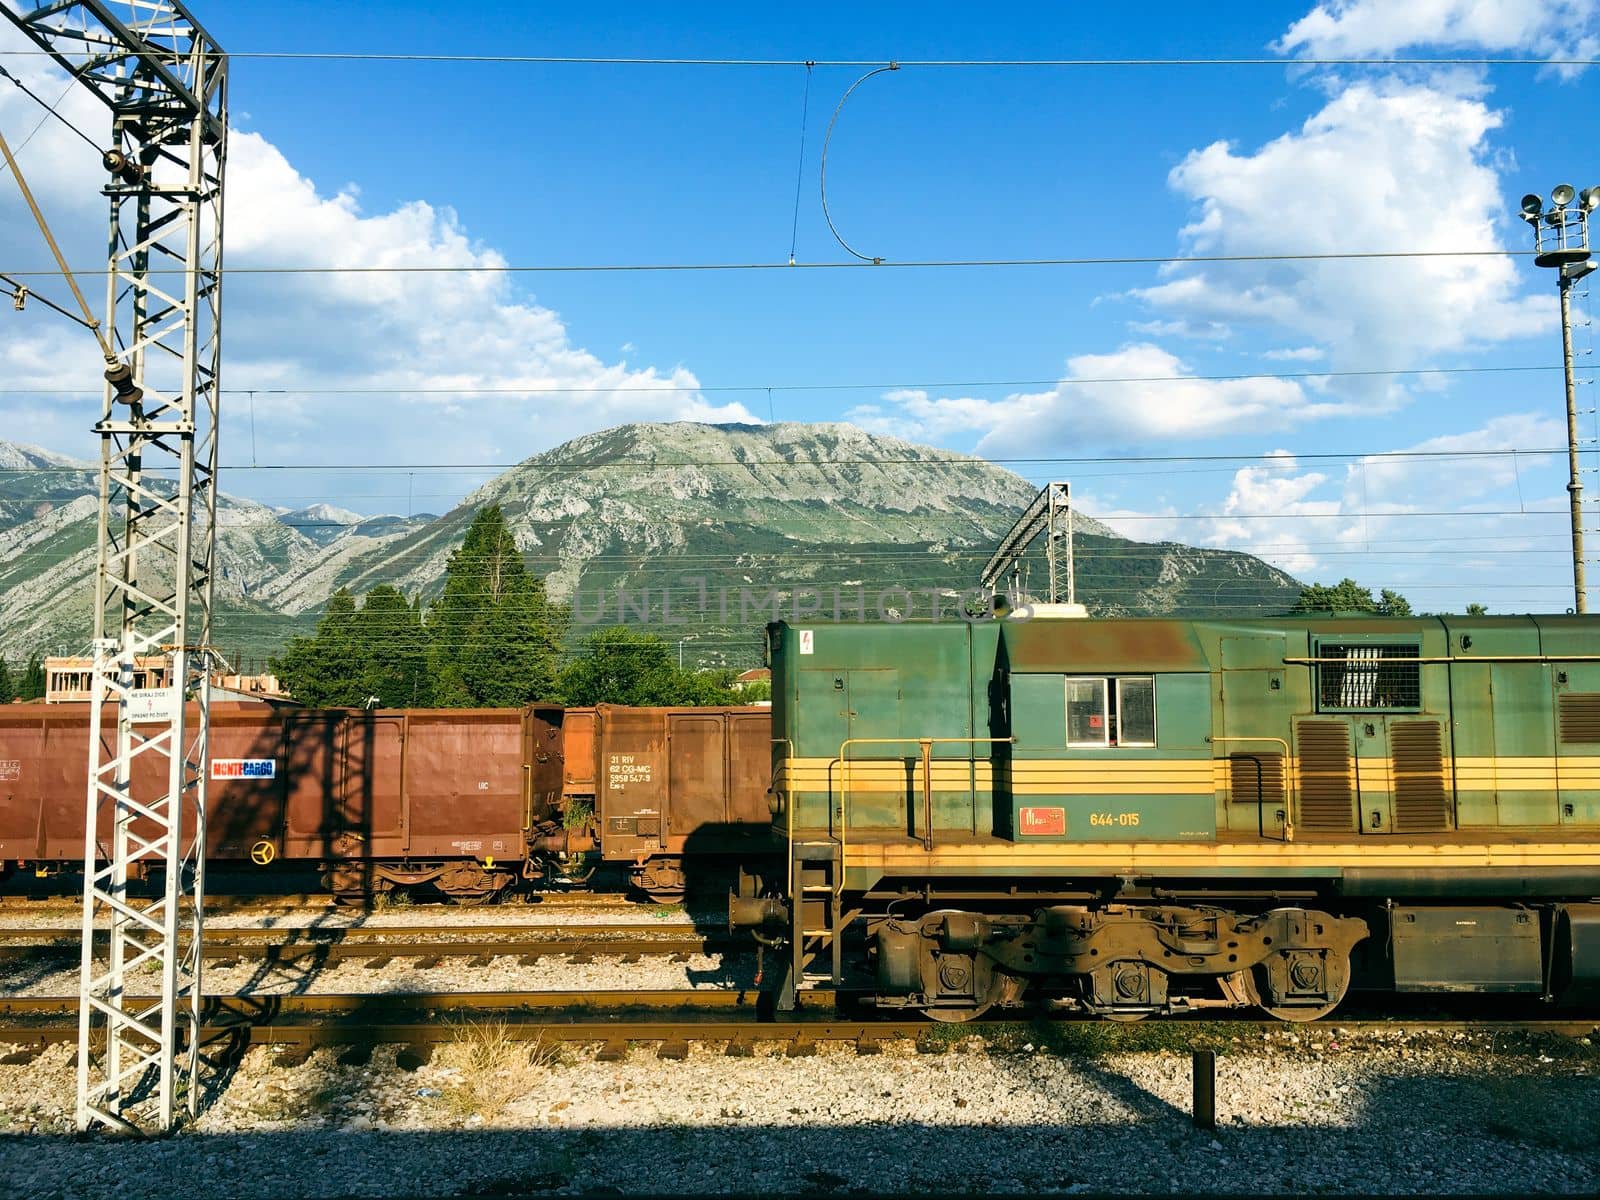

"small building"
[733,668,771,691]
[44,657,293,706]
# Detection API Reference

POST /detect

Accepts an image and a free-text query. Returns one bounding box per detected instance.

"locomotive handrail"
[1206,736,1294,843]
[834,736,1016,891]
[1283,655,1600,664]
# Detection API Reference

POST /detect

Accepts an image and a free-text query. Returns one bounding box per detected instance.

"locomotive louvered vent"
[1559,693,1600,743]
[1228,752,1285,809]
[1295,720,1355,832]
[1390,720,1452,833]
[1317,643,1421,711]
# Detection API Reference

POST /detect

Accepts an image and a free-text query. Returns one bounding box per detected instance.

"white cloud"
[1092,414,1570,588]
[1278,0,1600,77]
[849,344,1336,457]
[1126,317,1232,340]
[1262,346,1327,362]
[0,32,755,512]
[1130,78,1548,413]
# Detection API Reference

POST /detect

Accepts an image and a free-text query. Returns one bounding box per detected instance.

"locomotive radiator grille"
[1295,720,1356,832]
[1227,752,1286,808]
[1390,720,1452,833]
[1559,693,1600,744]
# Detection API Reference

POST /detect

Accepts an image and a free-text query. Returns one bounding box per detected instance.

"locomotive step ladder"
[791,840,844,990]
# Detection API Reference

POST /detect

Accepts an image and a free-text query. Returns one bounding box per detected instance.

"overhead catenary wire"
[0,362,1569,397]
[0,445,1575,473]
[0,247,1551,277]
[786,62,813,265]
[0,63,99,154]
[3,50,1598,67]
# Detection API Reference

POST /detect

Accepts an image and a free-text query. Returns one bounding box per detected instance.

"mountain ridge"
[0,421,1303,665]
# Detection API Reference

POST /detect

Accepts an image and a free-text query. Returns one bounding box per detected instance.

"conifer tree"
[355,584,434,707]
[428,505,566,706]
[0,658,14,704]
[270,589,366,706]
[19,654,45,701]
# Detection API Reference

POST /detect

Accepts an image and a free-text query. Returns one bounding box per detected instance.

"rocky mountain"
[0,423,1304,668]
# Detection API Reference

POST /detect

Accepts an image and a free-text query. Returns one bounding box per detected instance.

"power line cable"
[0,248,1549,278]
[4,51,1597,67]
[0,64,97,155]
[786,62,813,266]
[0,444,1574,474]
[0,362,1567,397]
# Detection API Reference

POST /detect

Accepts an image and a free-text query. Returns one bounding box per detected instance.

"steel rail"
[0,990,780,1015]
[0,927,736,964]
[0,1004,1594,1060]
[0,892,652,915]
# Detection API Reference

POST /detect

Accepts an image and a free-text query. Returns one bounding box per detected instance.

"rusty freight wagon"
[734,615,1600,1022]
[0,703,569,903]
[586,704,773,900]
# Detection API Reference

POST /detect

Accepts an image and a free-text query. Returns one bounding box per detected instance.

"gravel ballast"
[0,1028,1596,1197]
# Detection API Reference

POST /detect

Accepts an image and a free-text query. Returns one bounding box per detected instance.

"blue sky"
[4,1,1600,612]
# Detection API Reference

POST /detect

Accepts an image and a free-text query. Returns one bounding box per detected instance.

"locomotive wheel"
[1250,948,1351,1023]
[923,997,996,1024]
[1260,998,1341,1023]
[921,971,1023,1023]
[1100,1008,1154,1023]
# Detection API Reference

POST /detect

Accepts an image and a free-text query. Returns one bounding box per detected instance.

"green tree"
[1292,579,1413,616]
[1465,602,1489,616]
[428,505,566,707]
[354,584,435,707]
[1376,589,1412,617]
[273,586,441,708]
[558,627,743,706]
[0,658,14,704]
[19,654,45,701]
[270,588,367,706]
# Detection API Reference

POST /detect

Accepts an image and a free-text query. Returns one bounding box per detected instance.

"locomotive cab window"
[1315,642,1421,712]
[1065,676,1155,747]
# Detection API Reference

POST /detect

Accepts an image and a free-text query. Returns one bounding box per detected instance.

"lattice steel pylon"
[2,1,226,1133]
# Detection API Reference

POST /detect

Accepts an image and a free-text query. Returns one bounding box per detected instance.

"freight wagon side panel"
[663,707,773,855]
[205,709,286,858]
[728,710,773,827]
[0,708,96,861]
[595,706,666,861]
[280,712,356,859]
[405,710,524,863]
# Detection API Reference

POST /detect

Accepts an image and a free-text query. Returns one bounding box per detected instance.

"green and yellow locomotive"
[732,613,1600,1021]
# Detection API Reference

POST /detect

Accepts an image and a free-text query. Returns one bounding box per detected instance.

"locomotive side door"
[800,668,902,833]
[1218,635,1289,838]
[1352,718,1393,834]
[841,669,903,832]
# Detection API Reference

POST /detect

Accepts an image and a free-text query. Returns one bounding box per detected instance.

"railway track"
[0,922,737,966]
[0,990,1593,1064]
[0,891,650,916]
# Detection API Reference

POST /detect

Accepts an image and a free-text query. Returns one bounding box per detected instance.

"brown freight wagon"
[590,704,773,899]
[0,703,567,903]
